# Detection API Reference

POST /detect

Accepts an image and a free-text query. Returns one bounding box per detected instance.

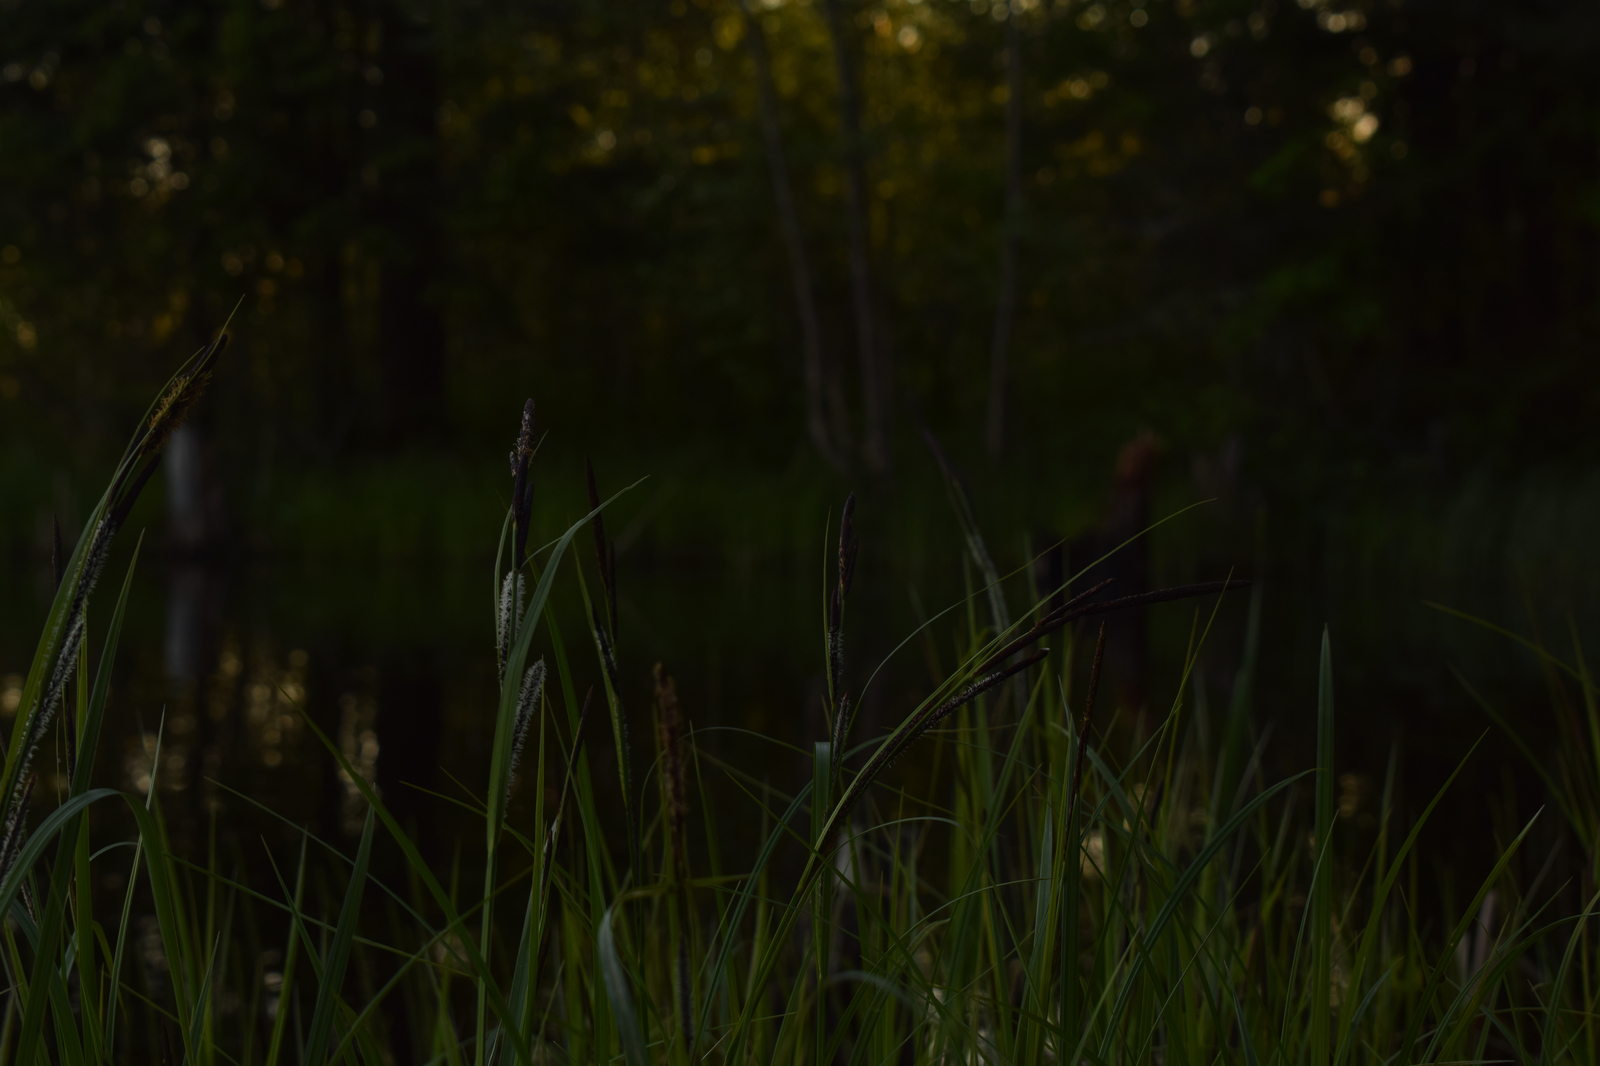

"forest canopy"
[0,0,1596,513]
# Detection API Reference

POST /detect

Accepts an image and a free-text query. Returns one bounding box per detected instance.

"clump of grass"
[4,342,1599,1065]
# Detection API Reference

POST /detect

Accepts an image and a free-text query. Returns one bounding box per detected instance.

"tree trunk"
[821,0,892,473]
[368,2,447,445]
[743,1,845,469]
[986,6,1023,462]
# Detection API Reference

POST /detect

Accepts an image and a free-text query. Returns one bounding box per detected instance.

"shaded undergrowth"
[2,339,1598,1065]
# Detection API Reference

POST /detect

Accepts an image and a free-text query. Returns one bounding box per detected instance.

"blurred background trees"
[2,0,1600,880]
[1,0,1598,597]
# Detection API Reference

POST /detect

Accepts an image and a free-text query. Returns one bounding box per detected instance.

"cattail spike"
[654,664,690,881]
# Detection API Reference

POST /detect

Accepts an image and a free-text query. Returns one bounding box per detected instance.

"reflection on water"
[0,516,1580,896]
[0,548,877,856]
[160,563,211,681]
[337,688,380,834]
[241,645,307,771]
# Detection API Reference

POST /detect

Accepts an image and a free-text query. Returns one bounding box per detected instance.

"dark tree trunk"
[986,7,1023,462]
[744,2,846,469]
[367,2,447,445]
[821,0,892,473]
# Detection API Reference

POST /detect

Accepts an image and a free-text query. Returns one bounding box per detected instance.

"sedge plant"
[1,340,1597,1064]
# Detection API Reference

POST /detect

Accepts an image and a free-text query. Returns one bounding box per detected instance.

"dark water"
[0,523,1580,888]
[0,547,947,864]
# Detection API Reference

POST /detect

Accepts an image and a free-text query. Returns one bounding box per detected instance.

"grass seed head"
[509,398,535,569]
[654,662,690,880]
[507,659,547,805]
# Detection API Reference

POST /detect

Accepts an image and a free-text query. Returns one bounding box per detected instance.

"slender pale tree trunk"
[743,1,846,469]
[822,0,892,473]
[986,5,1023,461]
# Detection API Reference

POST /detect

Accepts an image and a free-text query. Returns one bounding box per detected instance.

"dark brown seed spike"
[510,399,535,570]
[123,334,221,472]
[654,663,690,882]
[978,579,1248,676]
[606,540,618,642]
[1063,580,1250,623]
[839,493,858,600]
[975,577,1115,675]
[831,690,853,768]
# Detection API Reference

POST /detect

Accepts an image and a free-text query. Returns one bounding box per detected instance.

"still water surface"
[0,549,932,861]
[0,526,1560,888]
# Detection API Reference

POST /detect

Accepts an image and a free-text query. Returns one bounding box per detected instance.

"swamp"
[2,0,1600,1060]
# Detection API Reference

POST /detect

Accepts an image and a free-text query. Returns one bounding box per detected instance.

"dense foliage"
[2,0,1597,481]
[3,351,1599,1064]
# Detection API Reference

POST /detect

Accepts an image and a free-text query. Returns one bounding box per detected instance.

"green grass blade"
[291,693,532,1065]
[305,807,376,1065]
[6,790,122,1066]
[186,933,222,1062]
[1233,988,1260,1066]
[1092,771,1307,1061]
[1407,809,1540,1061]
[1331,733,1488,1062]
[1543,887,1600,1064]
[1311,627,1334,1066]
[266,836,310,1066]
[598,904,650,1066]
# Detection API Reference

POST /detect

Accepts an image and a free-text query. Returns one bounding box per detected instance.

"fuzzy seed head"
[506,659,547,804]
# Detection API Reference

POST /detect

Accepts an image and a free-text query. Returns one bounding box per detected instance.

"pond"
[0,545,947,864]
[0,493,1571,895]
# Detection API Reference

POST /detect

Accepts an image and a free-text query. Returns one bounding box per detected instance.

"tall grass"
[3,341,1597,1064]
